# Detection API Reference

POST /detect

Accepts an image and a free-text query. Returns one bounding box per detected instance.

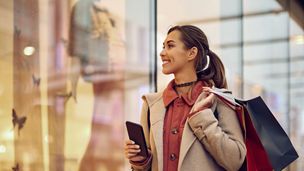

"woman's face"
[160,30,190,75]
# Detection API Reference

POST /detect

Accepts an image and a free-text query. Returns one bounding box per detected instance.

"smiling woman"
[125,25,246,171]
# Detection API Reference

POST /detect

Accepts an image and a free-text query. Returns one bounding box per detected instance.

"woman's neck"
[174,71,197,97]
[174,70,197,85]
[175,85,193,97]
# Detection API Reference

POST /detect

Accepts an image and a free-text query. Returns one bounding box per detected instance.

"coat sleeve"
[130,99,153,171]
[188,97,246,171]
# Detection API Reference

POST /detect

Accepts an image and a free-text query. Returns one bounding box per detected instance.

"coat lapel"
[178,92,218,171]
[178,119,197,170]
[149,98,166,171]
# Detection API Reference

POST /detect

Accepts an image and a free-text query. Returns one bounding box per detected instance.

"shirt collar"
[163,79,206,107]
[163,80,178,107]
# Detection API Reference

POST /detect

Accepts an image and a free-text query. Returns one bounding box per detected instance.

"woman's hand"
[125,140,147,162]
[193,87,215,112]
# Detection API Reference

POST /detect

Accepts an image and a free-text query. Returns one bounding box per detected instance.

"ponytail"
[197,50,227,89]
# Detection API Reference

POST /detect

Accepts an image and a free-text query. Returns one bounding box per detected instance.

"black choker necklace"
[174,81,197,87]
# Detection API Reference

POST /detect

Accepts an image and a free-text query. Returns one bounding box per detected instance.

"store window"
[0,0,303,170]
[0,0,155,170]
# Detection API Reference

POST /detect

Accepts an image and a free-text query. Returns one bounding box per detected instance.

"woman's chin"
[162,69,172,75]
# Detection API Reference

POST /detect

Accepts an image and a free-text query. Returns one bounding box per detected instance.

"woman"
[125,25,246,171]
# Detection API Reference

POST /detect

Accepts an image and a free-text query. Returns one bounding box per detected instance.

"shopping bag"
[211,90,299,171]
[237,97,299,171]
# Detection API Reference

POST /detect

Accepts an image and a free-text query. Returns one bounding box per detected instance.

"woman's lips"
[162,60,170,66]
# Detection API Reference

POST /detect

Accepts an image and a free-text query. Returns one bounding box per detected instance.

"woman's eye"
[168,44,174,48]
[162,44,174,49]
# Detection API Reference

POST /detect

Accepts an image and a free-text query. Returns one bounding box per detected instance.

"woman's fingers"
[129,149,151,161]
[206,93,215,100]
[126,150,140,158]
[125,140,145,161]
[193,87,216,110]
[201,87,213,98]
[125,144,140,151]
[127,148,141,153]
[125,140,135,145]
[202,86,213,92]
[125,148,141,159]
[205,93,215,107]
[129,155,146,162]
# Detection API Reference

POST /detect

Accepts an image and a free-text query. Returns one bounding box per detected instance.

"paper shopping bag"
[214,93,272,171]
[236,97,299,171]
[211,90,298,171]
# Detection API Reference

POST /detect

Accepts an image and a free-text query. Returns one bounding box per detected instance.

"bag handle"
[213,93,235,110]
[211,90,247,134]
[211,89,241,105]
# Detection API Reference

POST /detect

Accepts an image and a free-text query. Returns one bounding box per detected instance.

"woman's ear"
[188,47,198,61]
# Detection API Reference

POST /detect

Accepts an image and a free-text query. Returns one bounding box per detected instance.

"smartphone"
[126,121,149,158]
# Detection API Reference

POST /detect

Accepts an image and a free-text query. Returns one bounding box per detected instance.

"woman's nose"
[160,49,166,57]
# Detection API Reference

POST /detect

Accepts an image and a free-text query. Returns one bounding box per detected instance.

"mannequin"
[68,0,124,170]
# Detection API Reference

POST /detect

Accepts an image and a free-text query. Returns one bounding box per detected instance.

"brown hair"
[168,25,227,89]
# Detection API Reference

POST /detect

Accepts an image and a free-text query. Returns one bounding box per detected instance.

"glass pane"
[243,0,282,14]
[244,13,289,42]
[219,19,242,45]
[219,46,242,96]
[0,0,154,170]
[289,15,304,171]
[243,5,290,132]
[220,0,242,17]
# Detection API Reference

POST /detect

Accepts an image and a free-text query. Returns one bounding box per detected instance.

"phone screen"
[126,121,149,157]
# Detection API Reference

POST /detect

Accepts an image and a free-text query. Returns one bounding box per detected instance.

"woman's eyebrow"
[163,40,176,45]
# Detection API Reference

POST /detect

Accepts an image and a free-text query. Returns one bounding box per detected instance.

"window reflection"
[68,0,125,170]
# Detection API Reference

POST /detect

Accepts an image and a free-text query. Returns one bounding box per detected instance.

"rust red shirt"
[162,80,205,171]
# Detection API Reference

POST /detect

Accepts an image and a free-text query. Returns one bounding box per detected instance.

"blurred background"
[0,0,303,170]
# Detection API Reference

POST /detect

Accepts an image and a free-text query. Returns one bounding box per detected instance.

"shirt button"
[171,129,178,134]
[170,154,176,160]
